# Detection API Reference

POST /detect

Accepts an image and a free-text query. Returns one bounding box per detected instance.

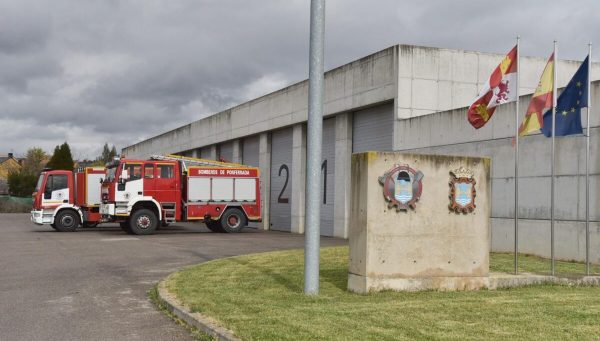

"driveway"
[0,214,347,340]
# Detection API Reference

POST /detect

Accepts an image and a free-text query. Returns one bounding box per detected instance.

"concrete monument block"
[348,152,491,293]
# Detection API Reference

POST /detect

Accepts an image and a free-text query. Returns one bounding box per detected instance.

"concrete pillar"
[209,145,217,160]
[334,112,352,238]
[232,139,242,164]
[291,123,306,234]
[191,148,199,158]
[258,133,271,230]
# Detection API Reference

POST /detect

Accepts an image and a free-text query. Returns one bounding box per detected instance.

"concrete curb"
[489,272,600,290]
[156,279,241,341]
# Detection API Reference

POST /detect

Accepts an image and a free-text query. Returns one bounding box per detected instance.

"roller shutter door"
[200,146,213,159]
[242,135,260,167]
[270,128,293,232]
[320,118,335,236]
[352,103,394,153]
[242,135,261,228]
[219,142,233,162]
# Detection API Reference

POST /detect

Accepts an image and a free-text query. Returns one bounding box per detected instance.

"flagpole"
[551,40,557,276]
[514,36,521,275]
[586,42,592,276]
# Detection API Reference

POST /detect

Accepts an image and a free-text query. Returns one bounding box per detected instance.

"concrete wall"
[396,82,600,263]
[124,44,599,158]
[123,45,397,158]
[348,152,491,293]
[394,45,600,121]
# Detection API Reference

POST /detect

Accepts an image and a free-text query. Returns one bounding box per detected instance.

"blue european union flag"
[541,56,588,137]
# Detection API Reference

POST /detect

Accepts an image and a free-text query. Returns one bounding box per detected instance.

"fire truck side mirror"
[121,169,129,181]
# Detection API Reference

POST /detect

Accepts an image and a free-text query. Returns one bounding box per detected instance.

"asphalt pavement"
[0,214,346,341]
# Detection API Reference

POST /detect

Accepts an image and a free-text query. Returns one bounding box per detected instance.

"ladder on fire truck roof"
[149,154,251,172]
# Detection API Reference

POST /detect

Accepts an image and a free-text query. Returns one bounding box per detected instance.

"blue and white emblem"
[379,164,424,211]
[454,183,473,206]
[394,172,413,204]
[449,167,476,213]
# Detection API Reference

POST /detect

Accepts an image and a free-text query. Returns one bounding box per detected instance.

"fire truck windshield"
[106,167,117,182]
[34,174,44,192]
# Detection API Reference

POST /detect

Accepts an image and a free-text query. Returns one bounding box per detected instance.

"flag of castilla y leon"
[467,46,518,129]
[518,53,554,136]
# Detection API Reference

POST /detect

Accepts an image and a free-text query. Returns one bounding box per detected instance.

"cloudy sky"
[2,0,599,159]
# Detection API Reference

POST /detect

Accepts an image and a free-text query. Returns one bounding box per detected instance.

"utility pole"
[304,0,325,295]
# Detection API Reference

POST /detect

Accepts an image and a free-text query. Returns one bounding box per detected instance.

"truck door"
[42,174,70,207]
[143,163,156,198]
[154,163,179,205]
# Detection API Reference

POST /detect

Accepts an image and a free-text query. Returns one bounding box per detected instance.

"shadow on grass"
[226,251,350,294]
[320,267,348,291]
[228,256,303,292]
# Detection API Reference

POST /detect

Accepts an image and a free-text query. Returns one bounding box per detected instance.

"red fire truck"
[31,167,105,231]
[100,155,261,235]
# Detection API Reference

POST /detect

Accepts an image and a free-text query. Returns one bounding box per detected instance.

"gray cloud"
[1,0,599,159]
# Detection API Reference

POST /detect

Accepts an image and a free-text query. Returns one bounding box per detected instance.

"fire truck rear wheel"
[205,221,224,233]
[130,209,158,235]
[83,221,98,228]
[54,210,80,232]
[220,208,247,233]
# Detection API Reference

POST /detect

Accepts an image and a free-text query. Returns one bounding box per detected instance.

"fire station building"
[123,44,600,262]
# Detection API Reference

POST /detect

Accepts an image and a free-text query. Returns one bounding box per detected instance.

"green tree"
[109,145,117,160]
[22,147,47,176]
[46,142,74,171]
[7,171,37,197]
[46,145,60,169]
[59,142,74,170]
[95,143,118,165]
[100,143,110,163]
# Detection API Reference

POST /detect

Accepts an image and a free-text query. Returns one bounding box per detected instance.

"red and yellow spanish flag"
[468,46,518,129]
[518,53,554,136]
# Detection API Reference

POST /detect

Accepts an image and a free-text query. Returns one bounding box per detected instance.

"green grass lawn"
[166,247,600,340]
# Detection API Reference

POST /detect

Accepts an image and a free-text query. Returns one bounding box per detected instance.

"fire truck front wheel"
[220,208,247,233]
[120,221,133,234]
[129,209,158,235]
[54,210,80,232]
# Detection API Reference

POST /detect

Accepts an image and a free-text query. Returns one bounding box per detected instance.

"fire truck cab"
[100,155,261,235]
[31,167,105,231]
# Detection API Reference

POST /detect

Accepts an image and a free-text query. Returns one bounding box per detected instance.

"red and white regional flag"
[468,46,518,129]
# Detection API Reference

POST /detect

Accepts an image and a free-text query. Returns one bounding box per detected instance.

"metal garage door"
[200,146,213,159]
[242,135,260,167]
[352,103,394,153]
[219,142,233,162]
[320,118,335,236]
[270,128,293,232]
[242,135,261,229]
